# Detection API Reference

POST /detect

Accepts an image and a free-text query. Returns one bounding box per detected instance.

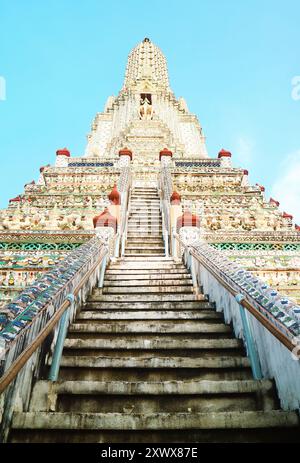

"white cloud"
[271,150,300,224]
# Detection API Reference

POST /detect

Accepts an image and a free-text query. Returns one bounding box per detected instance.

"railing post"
[48,294,74,382]
[235,293,263,380]
[189,250,198,294]
[98,252,108,289]
[172,231,177,259]
[114,234,120,258]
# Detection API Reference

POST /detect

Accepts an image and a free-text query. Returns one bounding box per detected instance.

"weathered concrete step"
[130,202,160,206]
[103,279,192,287]
[127,230,162,236]
[124,250,165,255]
[127,230,162,234]
[77,310,221,320]
[64,337,241,350]
[116,256,174,261]
[128,219,162,223]
[107,265,182,270]
[31,378,273,397]
[130,210,160,214]
[129,211,161,215]
[69,321,231,333]
[127,234,163,238]
[84,301,212,310]
[131,196,159,199]
[125,245,165,250]
[13,410,298,431]
[124,253,166,258]
[102,286,194,294]
[106,269,188,275]
[89,294,205,302]
[50,356,250,369]
[105,272,190,279]
[126,239,164,245]
[125,251,165,259]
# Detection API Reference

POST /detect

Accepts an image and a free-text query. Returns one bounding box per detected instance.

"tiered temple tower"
[1,38,300,444]
[0,37,299,311]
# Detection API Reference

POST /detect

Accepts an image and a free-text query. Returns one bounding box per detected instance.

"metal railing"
[173,232,300,410]
[174,233,298,352]
[158,165,172,257]
[0,236,109,440]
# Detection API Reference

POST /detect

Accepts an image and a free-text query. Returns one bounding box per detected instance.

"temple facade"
[0,37,299,312]
[1,38,300,443]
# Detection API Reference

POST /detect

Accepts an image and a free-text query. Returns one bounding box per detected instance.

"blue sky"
[0,0,299,220]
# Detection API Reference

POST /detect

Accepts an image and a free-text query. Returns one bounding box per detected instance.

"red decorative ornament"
[295,224,300,232]
[93,208,118,231]
[243,169,248,175]
[56,147,71,157]
[176,210,200,231]
[108,184,121,205]
[159,148,173,160]
[256,184,265,192]
[118,147,133,160]
[218,149,232,158]
[270,198,280,207]
[283,212,293,220]
[170,191,181,205]
[9,195,22,202]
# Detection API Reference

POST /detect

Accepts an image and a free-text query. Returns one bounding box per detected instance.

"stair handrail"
[118,164,132,258]
[158,165,172,257]
[173,232,300,410]
[174,232,299,352]
[0,236,109,440]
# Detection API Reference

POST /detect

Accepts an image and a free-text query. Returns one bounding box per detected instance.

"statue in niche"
[139,93,153,120]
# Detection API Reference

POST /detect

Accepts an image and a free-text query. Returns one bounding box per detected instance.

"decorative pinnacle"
[143,37,150,43]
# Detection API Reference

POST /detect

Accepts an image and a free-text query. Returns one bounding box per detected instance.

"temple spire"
[123,38,170,92]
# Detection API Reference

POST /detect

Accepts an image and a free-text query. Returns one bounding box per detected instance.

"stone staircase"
[9,186,300,442]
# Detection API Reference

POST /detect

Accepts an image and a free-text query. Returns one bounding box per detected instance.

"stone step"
[50,355,250,369]
[68,321,231,334]
[131,191,159,199]
[130,208,160,212]
[127,226,162,230]
[63,337,241,350]
[77,310,221,320]
[106,265,188,271]
[125,238,164,243]
[84,301,213,310]
[30,378,274,397]
[106,270,188,276]
[125,245,165,250]
[103,279,192,287]
[124,253,166,257]
[128,219,162,224]
[102,285,194,294]
[127,227,162,232]
[129,212,161,217]
[28,380,276,415]
[105,272,190,279]
[116,256,174,261]
[89,294,205,302]
[12,411,298,432]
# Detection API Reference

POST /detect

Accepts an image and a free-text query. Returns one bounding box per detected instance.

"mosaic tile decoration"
[0,237,105,353]
[191,241,300,339]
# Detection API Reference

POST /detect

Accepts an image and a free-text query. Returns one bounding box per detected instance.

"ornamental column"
[218,148,232,167]
[55,147,70,167]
